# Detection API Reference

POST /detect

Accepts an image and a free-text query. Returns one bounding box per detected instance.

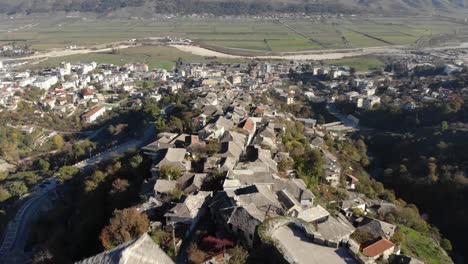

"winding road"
[0,125,156,263]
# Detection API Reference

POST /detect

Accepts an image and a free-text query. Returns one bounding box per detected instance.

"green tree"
[440,121,449,132]
[227,246,249,264]
[167,116,184,133]
[142,98,161,120]
[205,140,221,155]
[0,188,11,202]
[159,164,183,180]
[7,181,28,196]
[38,159,50,171]
[441,238,452,252]
[58,166,79,183]
[155,118,167,132]
[129,154,143,169]
[0,172,7,182]
[317,114,325,125]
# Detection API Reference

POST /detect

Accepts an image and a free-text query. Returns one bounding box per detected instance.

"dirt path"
[2,44,135,62]
[170,44,403,60]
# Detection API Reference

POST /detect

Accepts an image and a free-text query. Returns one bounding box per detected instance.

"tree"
[441,238,452,252]
[53,134,64,149]
[6,181,28,197]
[0,172,7,182]
[159,164,183,180]
[205,139,221,155]
[58,166,79,183]
[188,243,206,264]
[227,246,249,264]
[440,121,449,132]
[31,246,54,264]
[129,154,143,169]
[99,208,149,250]
[317,114,325,125]
[110,178,129,194]
[0,188,11,202]
[142,98,161,120]
[167,116,184,133]
[38,159,50,171]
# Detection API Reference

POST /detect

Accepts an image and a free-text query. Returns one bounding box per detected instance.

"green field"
[397,225,452,264]
[326,56,385,71]
[0,14,466,54]
[31,46,247,70]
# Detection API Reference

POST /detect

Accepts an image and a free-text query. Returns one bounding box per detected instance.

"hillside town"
[1,49,465,263]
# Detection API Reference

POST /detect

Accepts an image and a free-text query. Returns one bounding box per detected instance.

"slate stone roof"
[357,217,396,239]
[297,204,331,223]
[154,180,177,194]
[316,214,355,241]
[75,233,174,264]
[165,191,211,220]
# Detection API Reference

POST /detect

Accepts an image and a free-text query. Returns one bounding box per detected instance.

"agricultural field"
[325,56,385,72]
[30,46,247,70]
[0,14,467,54]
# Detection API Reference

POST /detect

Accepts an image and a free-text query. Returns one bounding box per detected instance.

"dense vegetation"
[0,0,355,15]
[366,128,468,261]
[351,85,468,261]
[1,0,466,15]
[28,152,150,263]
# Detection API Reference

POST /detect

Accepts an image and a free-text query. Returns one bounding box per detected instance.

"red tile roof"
[190,135,200,144]
[82,106,104,118]
[346,174,359,183]
[241,117,254,132]
[254,107,265,113]
[362,238,395,258]
[82,88,94,96]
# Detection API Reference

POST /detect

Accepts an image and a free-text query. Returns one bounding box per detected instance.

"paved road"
[0,125,156,263]
[75,125,155,169]
[0,178,57,264]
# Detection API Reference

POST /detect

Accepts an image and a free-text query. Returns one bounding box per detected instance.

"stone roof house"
[153,148,191,175]
[164,191,212,237]
[176,173,207,194]
[341,197,367,218]
[154,179,177,196]
[357,217,396,240]
[75,233,174,264]
[199,117,234,140]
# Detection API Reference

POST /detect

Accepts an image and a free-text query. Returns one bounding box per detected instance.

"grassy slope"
[398,225,452,264]
[325,56,384,72]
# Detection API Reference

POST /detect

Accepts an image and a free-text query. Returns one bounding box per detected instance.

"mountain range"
[0,0,466,15]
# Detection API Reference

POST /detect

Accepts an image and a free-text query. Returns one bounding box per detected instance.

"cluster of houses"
[0,60,159,123]
[121,75,418,263]
[72,59,439,264]
[2,56,446,263]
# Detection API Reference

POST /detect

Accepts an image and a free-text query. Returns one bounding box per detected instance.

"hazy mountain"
[0,0,465,15]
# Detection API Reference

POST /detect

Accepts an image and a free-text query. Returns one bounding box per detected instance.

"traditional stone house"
[75,233,174,264]
[362,237,396,261]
